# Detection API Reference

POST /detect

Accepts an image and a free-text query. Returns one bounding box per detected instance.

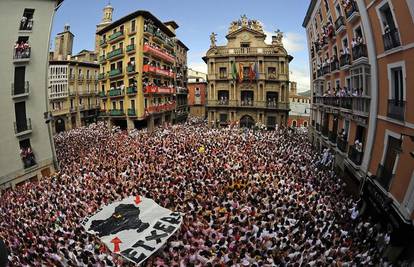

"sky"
[52,0,311,92]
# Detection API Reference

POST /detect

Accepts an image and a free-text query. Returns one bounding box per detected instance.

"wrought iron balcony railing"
[383,28,401,51]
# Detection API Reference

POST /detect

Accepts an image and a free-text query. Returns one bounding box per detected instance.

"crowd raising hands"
[0,119,391,266]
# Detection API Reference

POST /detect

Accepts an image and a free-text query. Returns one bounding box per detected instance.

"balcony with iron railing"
[352,43,368,63]
[330,59,340,72]
[126,44,135,54]
[315,123,321,132]
[375,164,393,190]
[335,16,346,34]
[143,44,175,63]
[99,91,107,98]
[14,118,32,136]
[340,54,351,68]
[387,99,405,121]
[329,131,337,144]
[98,73,106,80]
[337,137,348,153]
[108,30,124,44]
[127,108,136,117]
[383,28,401,51]
[344,1,359,23]
[13,46,31,63]
[207,100,290,110]
[11,81,30,99]
[348,145,363,166]
[322,65,331,75]
[107,48,124,61]
[314,96,369,115]
[108,68,123,79]
[100,38,107,47]
[353,96,370,115]
[108,88,124,98]
[99,55,106,63]
[321,125,329,137]
[316,68,324,78]
[209,46,282,57]
[126,86,137,95]
[127,64,136,74]
[109,109,125,117]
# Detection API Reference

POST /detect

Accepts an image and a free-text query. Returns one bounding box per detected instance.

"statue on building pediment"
[228,16,265,34]
[251,20,263,32]
[229,21,238,33]
[241,14,248,27]
[272,29,284,46]
[210,32,217,47]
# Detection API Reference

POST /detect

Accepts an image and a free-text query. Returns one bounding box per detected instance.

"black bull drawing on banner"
[90,204,150,237]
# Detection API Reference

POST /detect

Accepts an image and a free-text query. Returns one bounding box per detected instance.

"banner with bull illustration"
[82,196,183,265]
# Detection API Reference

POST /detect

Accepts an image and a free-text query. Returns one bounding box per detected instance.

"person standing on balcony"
[20,15,27,30]
[27,18,33,30]
[351,38,357,48]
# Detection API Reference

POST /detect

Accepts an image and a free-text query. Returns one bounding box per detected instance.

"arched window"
[304,121,308,127]
[292,120,297,127]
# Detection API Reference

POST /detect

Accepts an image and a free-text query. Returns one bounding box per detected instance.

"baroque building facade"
[303,0,414,262]
[204,15,292,129]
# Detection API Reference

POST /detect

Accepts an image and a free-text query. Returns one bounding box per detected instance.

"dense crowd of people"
[0,120,391,266]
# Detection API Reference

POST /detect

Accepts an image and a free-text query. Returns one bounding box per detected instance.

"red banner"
[143,44,175,63]
[144,85,175,94]
[145,102,176,114]
[143,65,175,78]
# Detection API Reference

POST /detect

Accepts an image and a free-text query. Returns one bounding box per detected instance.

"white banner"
[82,196,183,265]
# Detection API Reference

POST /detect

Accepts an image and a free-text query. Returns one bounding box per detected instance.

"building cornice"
[96,10,175,37]
[302,0,318,27]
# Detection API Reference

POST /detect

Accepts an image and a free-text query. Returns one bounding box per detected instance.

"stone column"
[127,118,134,131]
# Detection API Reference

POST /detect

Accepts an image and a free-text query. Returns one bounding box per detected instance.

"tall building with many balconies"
[48,25,100,134]
[204,15,292,129]
[303,0,414,262]
[0,0,62,189]
[174,38,189,123]
[96,7,188,130]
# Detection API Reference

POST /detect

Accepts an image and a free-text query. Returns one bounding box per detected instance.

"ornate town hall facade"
[204,16,293,128]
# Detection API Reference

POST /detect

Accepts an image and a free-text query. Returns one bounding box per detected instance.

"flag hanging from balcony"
[231,61,238,81]
[248,63,255,82]
[238,63,244,83]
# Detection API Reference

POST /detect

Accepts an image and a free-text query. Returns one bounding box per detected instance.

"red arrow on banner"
[111,237,122,253]
[134,195,141,205]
